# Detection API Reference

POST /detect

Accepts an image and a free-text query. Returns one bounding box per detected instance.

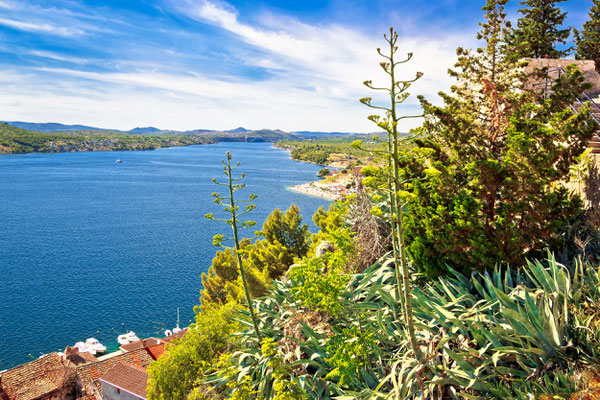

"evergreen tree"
[403,0,595,275]
[507,0,571,59]
[261,204,310,259]
[575,0,600,72]
[200,205,309,309]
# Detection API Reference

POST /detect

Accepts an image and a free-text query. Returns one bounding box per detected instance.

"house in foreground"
[97,363,148,400]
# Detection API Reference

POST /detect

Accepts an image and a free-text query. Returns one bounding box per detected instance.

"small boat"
[126,331,139,342]
[164,308,183,337]
[85,337,106,354]
[117,334,129,345]
[115,159,123,163]
[74,341,96,355]
[117,331,139,345]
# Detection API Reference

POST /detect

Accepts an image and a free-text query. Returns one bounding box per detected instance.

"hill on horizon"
[2,121,368,138]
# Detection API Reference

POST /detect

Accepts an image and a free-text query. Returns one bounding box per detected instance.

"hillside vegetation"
[146,2,600,399]
[0,123,213,154]
[275,137,379,165]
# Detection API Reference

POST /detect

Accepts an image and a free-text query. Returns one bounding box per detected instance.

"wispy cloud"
[0,17,85,37]
[28,50,90,65]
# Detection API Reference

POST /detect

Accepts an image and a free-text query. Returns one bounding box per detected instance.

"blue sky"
[0,0,593,132]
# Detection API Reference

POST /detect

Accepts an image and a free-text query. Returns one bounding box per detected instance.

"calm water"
[0,142,329,369]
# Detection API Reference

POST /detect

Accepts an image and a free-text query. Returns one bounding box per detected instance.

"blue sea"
[0,142,330,369]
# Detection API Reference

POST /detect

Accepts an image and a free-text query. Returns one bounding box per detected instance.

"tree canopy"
[506,0,571,59]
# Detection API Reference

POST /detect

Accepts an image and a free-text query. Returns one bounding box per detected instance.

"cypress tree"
[575,0,600,72]
[507,0,571,59]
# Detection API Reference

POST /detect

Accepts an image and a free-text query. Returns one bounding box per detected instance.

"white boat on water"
[74,341,96,355]
[117,331,140,345]
[85,338,106,354]
[164,308,182,337]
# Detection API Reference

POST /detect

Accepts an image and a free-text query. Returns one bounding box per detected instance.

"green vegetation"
[506,0,571,59]
[276,137,377,165]
[401,0,595,276]
[316,168,330,177]
[0,123,211,154]
[575,0,600,73]
[205,152,263,343]
[148,3,600,399]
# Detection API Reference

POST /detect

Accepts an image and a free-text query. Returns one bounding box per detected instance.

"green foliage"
[261,338,307,400]
[506,0,571,59]
[317,168,330,177]
[206,151,262,342]
[324,325,379,387]
[146,301,241,400]
[0,122,210,154]
[403,1,595,276]
[289,228,354,316]
[575,0,600,73]
[261,204,310,259]
[200,205,310,309]
[276,137,375,165]
[359,26,424,364]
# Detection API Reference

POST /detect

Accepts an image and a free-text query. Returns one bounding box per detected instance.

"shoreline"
[288,182,340,201]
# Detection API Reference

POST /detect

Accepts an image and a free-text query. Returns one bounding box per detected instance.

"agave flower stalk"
[205,152,262,343]
[356,27,423,361]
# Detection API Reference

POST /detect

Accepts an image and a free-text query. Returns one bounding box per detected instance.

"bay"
[0,142,330,369]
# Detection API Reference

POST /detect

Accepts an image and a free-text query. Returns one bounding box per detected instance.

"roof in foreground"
[98,363,148,399]
[0,353,68,400]
[76,348,153,396]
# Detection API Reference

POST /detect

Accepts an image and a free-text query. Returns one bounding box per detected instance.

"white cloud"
[0,0,474,132]
[168,0,467,131]
[0,17,84,37]
[0,1,16,9]
[28,50,90,65]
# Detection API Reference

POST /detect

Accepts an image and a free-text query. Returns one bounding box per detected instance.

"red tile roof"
[144,343,165,360]
[76,348,153,397]
[120,338,162,353]
[0,353,70,400]
[98,363,148,399]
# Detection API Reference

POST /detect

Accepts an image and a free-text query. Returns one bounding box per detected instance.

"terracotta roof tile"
[76,348,152,396]
[120,338,162,352]
[144,343,165,360]
[98,363,148,399]
[0,353,70,400]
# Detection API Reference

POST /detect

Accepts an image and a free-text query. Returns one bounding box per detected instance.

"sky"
[0,0,594,132]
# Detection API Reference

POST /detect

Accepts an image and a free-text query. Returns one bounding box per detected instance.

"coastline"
[288,182,339,201]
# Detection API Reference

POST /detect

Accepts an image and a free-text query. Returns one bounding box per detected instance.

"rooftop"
[98,363,148,400]
[0,353,69,400]
[76,348,153,396]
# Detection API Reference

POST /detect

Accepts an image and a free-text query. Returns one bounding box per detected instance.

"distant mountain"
[128,127,161,134]
[2,121,365,141]
[4,121,107,132]
[226,127,250,133]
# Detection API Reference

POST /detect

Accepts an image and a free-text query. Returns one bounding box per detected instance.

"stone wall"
[524,58,600,97]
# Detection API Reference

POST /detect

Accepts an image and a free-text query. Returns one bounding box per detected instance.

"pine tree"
[507,0,571,59]
[575,0,600,72]
[403,0,595,275]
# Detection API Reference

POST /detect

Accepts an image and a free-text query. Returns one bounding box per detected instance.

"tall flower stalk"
[205,152,262,343]
[355,27,423,360]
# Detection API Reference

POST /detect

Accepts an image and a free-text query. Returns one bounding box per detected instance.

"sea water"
[0,142,330,369]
